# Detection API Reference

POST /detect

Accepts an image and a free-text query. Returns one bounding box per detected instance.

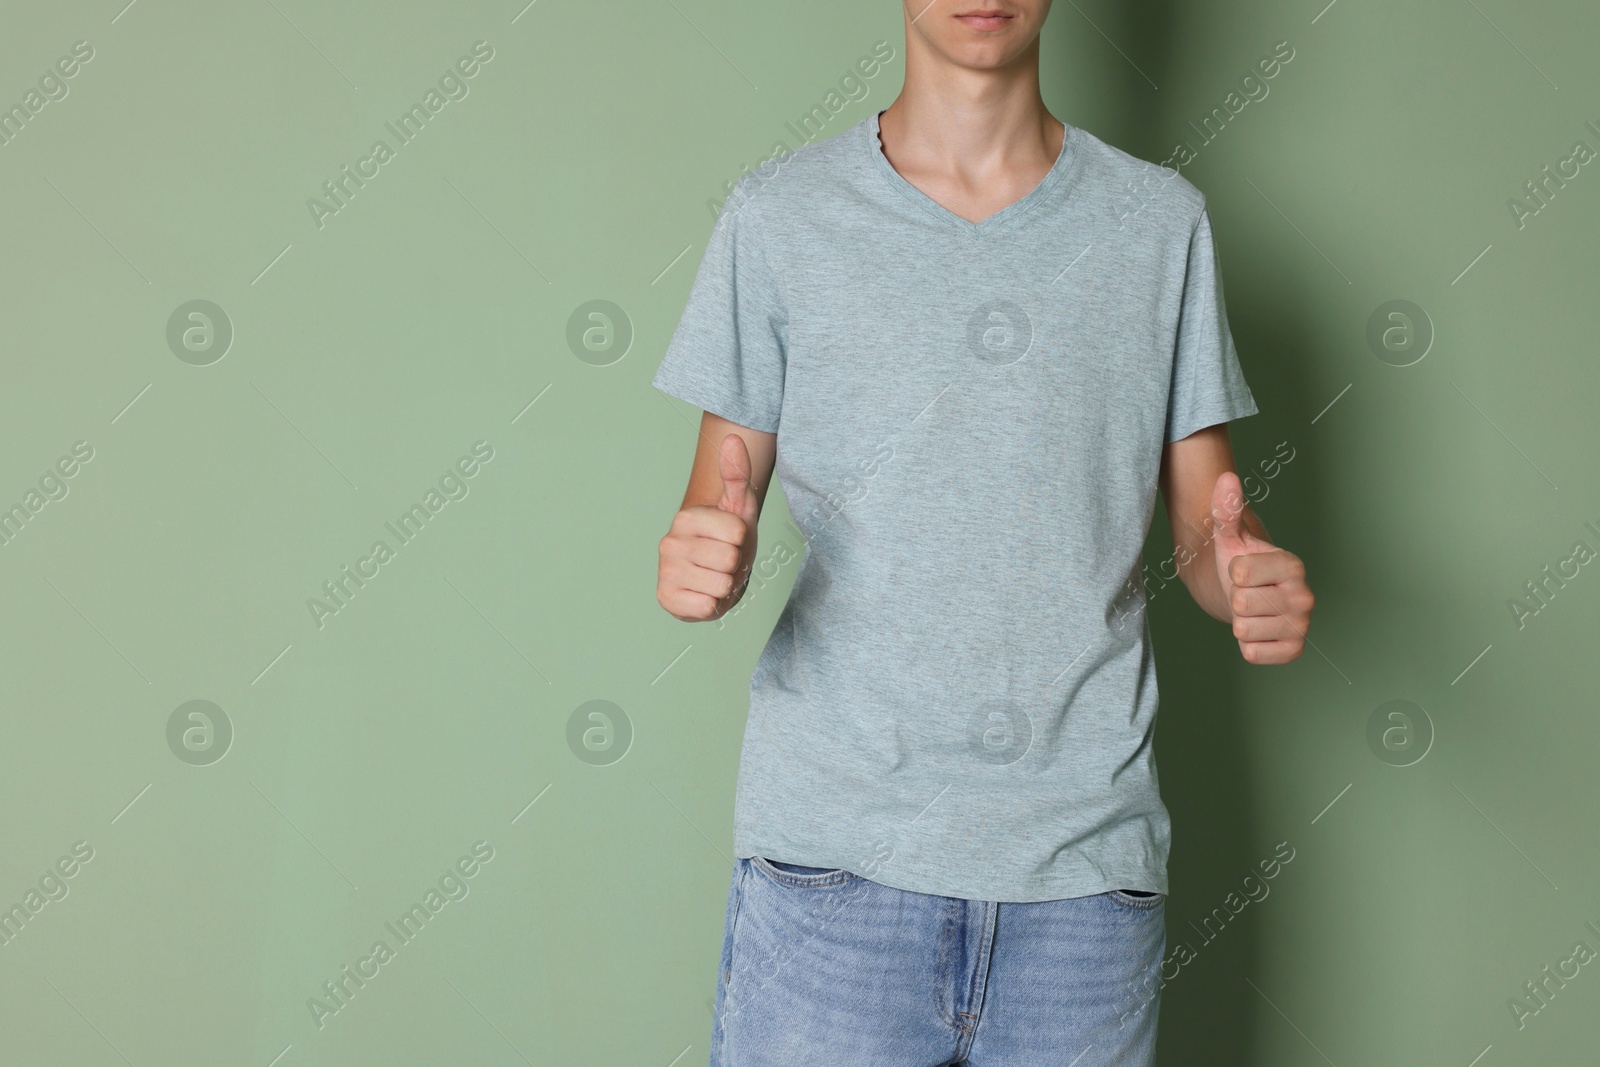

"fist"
[1210,471,1314,664]
[657,433,759,622]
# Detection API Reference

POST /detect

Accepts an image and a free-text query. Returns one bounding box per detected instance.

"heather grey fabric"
[652,110,1257,902]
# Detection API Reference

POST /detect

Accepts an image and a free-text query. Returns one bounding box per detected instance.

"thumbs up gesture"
[657,433,761,622]
[1210,471,1314,664]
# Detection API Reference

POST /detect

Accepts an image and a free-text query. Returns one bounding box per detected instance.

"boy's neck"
[878,36,1062,179]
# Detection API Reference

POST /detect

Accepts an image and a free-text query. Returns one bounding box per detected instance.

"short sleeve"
[650,191,789,433]
[1165,207,1258,443]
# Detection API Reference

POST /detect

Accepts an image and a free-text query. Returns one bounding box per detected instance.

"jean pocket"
[750,855,859,888]
[1107,888,1167,910]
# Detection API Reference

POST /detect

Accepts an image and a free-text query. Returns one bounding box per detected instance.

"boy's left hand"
[1210,471,1314,664]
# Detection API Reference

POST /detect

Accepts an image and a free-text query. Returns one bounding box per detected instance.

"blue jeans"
[710,856,1167,1066]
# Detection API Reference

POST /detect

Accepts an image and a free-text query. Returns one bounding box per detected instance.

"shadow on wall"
[1046,3,1328,1064]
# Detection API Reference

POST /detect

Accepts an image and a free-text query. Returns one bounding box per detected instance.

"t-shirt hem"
[1166,396,1260,444]
[735,842,1168,904]
[651,373,780,434]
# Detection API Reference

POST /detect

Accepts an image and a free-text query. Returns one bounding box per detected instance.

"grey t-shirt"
[652,110,1257,902]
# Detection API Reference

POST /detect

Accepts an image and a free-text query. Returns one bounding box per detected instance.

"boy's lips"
[955,10,1014,31]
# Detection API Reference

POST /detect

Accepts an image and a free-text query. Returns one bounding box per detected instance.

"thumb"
[716,433,756,521]
[1210,470,1247,545]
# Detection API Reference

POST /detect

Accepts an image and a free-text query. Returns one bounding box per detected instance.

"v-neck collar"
[866,108,1083,237]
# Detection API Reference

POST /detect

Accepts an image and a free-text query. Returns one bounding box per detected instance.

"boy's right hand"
[657,434,760,622]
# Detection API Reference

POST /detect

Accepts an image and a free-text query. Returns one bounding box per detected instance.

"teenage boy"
[652,3,1315,1064]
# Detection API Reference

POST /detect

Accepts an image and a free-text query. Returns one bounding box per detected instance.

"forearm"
[681,413,777,510]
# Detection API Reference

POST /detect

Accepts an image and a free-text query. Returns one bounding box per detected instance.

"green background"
[1,0,1596,1063]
